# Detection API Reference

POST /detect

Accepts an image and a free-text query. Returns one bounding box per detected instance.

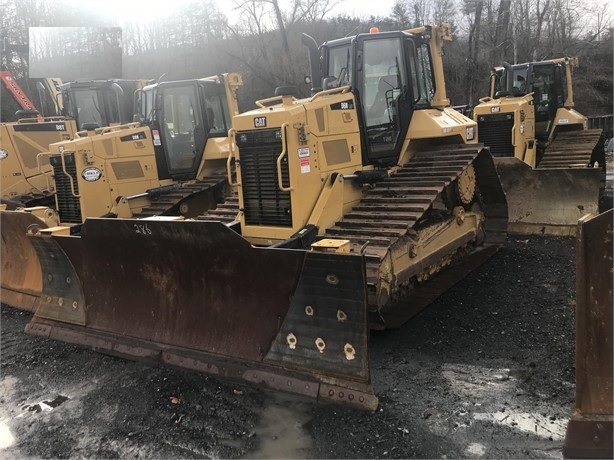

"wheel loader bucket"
[0,210,49,311]
[495,158,603,235]
[25,218,377,410]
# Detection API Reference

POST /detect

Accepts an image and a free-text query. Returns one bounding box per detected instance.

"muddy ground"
[1,235,577,459]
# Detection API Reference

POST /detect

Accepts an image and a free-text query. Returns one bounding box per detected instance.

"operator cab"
[495,61,565,136]
[316,29,436,166]
[61,80,135,130]
[527,62,565,133]
[136,78,232,180]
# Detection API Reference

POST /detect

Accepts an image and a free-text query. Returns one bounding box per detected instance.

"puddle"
[43,394,69,408]
[242,394,313,459]
[441,363,518,405]
[465,442,486,457]
[473,412,567,440]
[21,395,69,413]
[442,362,569,441]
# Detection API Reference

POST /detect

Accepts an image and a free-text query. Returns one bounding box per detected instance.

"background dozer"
[1,76,146,208]
[23,25,506,410]
[1,73,243,311]
[473,57,605,235]
[1,70,73,208]
[40,72,243,223]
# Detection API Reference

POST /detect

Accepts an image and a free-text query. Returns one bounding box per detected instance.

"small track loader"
[23,26,506,410]
[473,57,605,235]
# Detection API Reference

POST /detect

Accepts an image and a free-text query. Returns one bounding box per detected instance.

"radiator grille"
[477,113,514,157]
[50,154,82,224]
[236,129,292,227]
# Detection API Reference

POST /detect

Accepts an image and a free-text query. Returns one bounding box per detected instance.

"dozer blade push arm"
[25,218,377,410]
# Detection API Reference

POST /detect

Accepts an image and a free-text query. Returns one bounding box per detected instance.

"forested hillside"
[1,0,612,120]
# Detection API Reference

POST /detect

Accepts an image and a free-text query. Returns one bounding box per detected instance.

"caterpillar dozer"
[473,57,605,235]
[1,77,146,207]
[1,73,243,311]
[1,71,70,208]
[23,25,506,410]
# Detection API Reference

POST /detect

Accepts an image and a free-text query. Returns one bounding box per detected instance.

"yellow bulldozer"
[1,73,243,311]
[20,25,506,410]
[1,72,71,208]
[1,76,146,208]
[1,116,76,208]
[473,57,605,235]
[40,72,243,222]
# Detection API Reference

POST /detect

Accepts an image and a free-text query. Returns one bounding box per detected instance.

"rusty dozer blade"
[0,210,50,311]
[563,209,613,458]
[495,158,604,236]
[25,218,377,410]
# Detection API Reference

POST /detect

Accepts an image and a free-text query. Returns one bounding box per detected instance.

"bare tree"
[492,0,511,64]
[294,0,341,23]
[411,0,431,27]
[228,0,341,91]
[432,0,457,25]
[463,0,483,107]
[592,2,614,40]
[391,0,412,28]
[532,0,551,60]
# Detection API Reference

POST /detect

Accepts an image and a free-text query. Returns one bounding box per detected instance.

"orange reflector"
[369,27,379,33]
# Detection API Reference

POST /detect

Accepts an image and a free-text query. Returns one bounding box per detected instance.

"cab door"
[355,33,414,166]
[158,82,206,180]
[530,63,559,133]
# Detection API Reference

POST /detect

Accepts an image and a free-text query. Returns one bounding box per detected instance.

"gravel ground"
[0,235,576,459]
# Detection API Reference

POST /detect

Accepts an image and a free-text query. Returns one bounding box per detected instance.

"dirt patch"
[1,235,576,458]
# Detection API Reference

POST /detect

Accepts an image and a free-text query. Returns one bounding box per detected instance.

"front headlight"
[0,149,8,159]
[466,126,475,140]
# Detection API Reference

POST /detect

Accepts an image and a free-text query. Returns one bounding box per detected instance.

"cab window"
[161,85,204,171]
[326,45,352,88]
